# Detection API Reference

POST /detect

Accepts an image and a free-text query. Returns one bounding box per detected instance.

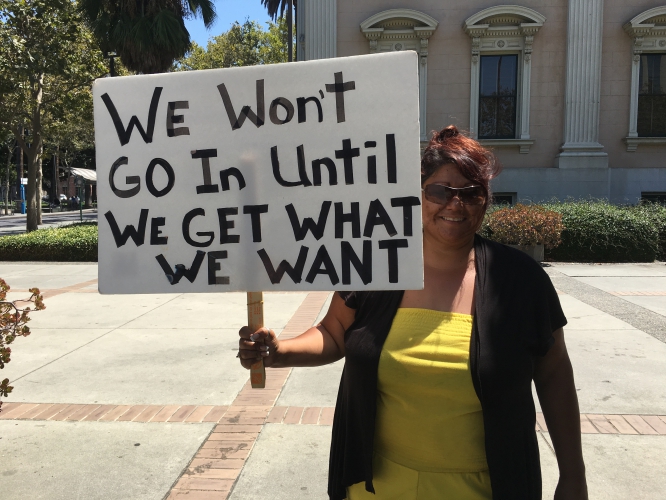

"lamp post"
[104,51,118,77]
[75,176,84,222]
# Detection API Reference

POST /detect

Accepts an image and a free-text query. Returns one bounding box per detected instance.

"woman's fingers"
[237,326,277,368]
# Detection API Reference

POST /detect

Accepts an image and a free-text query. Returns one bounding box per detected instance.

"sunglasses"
[422,184,486,206]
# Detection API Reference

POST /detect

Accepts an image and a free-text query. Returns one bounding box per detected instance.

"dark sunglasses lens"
[424,185,486,206]
[459,187,486,205]
[424,184,453,205]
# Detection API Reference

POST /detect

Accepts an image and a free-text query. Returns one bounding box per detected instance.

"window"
[479,55,519,139]
[637,54,666,137]
[624,7,666,151]
[641,192,666,205]
[491,192,517,206]
[463,6,545,154]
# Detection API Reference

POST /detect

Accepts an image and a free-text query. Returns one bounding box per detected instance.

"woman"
[238,126,588,500]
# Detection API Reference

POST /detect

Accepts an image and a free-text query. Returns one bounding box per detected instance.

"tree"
[260,0,293,61]
[0,0,106,231]
[261,0,292,20]
[44,80,96,203]
[0,278,44,412]
[80,0,217,74]
[174,18,288,71]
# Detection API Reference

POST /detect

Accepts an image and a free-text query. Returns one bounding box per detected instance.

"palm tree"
[261,0,293,61]
[80,0,217,74]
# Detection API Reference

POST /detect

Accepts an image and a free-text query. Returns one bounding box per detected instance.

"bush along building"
[295,1,666,204]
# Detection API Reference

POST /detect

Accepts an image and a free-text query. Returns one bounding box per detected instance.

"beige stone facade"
[296,1,666,203]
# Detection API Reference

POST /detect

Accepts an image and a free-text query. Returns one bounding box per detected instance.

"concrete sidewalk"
[0,262,664,499]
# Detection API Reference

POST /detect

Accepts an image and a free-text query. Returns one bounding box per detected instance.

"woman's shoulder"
[475,235,550,280]
[336,290,403,312]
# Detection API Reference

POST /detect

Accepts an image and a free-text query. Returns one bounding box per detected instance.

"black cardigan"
[328,235,567,500]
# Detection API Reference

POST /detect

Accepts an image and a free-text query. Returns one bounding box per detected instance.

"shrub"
[485,203,564,249]
[633,202,666,261]
[544,201,658,262]
[0,278,44,412]
[0,222,98,262]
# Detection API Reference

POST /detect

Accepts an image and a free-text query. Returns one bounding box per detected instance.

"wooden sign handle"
[247,291,266,389]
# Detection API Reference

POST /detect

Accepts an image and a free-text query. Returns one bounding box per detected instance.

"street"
[0,210,98,236]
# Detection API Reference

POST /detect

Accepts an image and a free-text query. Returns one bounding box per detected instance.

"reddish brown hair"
[421,125,502,205]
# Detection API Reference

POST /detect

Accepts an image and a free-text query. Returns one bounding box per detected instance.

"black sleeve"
[528,266,567,356]
[337,291,359,310]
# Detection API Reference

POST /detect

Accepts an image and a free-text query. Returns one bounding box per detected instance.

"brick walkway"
[2,400,664,436]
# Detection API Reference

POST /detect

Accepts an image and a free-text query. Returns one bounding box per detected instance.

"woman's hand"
[236,292,354,369]
[238,326,280,369]
[554,477,588,500]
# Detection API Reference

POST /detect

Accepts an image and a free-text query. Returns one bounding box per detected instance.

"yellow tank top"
[374,308,488,473]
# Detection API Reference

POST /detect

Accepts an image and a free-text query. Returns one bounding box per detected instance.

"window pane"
[479,55,518,139]
[480,56,500,96]
[638,54,666,137]
[479,96,498,138]
[496,97,517,138]
[498,56,517,95]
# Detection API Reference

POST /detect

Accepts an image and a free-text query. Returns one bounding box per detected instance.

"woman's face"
[421,163,487,249]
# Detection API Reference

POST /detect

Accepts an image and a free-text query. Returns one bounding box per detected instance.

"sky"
[184,0,274,46]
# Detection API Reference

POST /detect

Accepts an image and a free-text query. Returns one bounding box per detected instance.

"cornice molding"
[624,6,666,38]
[360,9,439,32]
[463,5,545,38]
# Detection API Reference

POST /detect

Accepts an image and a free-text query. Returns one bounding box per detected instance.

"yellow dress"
[347,309,492,500]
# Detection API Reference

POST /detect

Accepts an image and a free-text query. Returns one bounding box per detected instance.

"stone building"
[295,1,666,204]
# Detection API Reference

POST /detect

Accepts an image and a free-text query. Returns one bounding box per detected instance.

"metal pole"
[287,0,293,62]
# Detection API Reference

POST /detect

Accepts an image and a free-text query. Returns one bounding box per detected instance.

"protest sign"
[94,51,424,294]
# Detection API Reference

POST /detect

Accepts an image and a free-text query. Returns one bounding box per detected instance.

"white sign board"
[94,52,423,294]
[20,178,27,185]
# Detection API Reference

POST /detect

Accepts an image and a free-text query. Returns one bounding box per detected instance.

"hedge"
[0,222,98,262]
[480,201,665,262]
[633,202,666,261]
[542,201,660,262]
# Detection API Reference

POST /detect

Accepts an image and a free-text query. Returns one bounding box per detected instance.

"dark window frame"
[491,192,517,206]
[641,192,666,205]
[637,53,666,138]
[478,54,519,140]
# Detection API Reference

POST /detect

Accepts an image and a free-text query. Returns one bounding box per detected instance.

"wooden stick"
[247,291,266,389]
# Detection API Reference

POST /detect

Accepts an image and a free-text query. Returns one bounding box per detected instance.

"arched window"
[463,5,546,153]
[624,7,666,152]
[360,9,439,142]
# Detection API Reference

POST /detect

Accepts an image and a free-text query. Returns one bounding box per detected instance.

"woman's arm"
[534,328,588,500]
[238,292,355,369]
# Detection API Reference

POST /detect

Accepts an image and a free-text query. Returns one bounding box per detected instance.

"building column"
[556,0,608,169]
[298,0,337,61]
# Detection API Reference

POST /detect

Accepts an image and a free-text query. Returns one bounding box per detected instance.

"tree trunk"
[17,127,23,194]
[25,152,39,232]
[84,184,92,208]
[24,74,44,232]
[37,150,43,223]
[4,142,11,215]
